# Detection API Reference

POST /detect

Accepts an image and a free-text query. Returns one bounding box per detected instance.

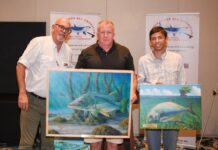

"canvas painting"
[54,139,90,150]
[139,84,201,129]
[46,68,133,138]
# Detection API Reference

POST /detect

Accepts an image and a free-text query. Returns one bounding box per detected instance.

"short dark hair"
[149,26,167,40]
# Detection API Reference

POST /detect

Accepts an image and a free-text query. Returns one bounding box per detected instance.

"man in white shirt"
[16,17,73,150]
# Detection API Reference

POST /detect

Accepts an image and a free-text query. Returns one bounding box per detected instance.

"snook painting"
[46,68,133,138]
[139,84,201,130]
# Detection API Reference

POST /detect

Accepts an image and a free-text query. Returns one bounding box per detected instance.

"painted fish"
[68,92,120,117]
[55,141,89,150]
[146,101,192,123]
[70,25,94,37]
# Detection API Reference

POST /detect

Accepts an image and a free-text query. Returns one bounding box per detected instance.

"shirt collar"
[51,36,65,53]
[96,41,116,54]
[151,50,167,60]
[50,36,57,50]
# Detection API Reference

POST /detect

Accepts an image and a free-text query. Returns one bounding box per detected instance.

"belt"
[29,92,46,100]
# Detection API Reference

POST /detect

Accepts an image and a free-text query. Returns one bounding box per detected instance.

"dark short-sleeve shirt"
[75,42,135,70]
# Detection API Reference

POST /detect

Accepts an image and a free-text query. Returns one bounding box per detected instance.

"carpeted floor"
[196,137,218,150]
[134,136,218,150]
[1,136,217,150]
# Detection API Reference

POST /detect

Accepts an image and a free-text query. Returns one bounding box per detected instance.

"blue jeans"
[146,129,178,150]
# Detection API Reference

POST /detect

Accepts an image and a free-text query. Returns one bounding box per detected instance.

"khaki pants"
[19,93,53,150]
[84,138,123,144]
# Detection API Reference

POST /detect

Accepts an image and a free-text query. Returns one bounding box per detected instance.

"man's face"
[97,23,115,48]
[150,31,168,52]
[52,19,71,43]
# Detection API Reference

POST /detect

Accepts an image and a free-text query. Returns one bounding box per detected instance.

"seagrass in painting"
[46,68,133,138]
[139,84,201,130]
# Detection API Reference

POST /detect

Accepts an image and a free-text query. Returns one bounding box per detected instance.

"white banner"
[146,13,199,84]
[50,12,101,67]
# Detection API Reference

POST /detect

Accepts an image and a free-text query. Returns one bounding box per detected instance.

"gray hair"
[97,20,115,32]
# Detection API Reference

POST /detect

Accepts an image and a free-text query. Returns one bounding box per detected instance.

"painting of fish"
[54,139,90,150]
[139,84,201,129]
[68,92,120,117]
[46,68,133,138]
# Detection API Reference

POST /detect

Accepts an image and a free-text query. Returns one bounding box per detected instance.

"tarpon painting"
[46,68,133,138]
[139,84,201,129]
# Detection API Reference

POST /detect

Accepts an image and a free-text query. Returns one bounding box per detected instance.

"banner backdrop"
[50,12,101,67]
[146,13,199,84]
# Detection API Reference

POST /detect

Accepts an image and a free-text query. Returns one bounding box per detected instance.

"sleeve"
[125,50,135,71]
[137,56,152,92]
[75,50,87,69]
[17,37,41,68]
[177,55,187,84]
[138,57,146,84]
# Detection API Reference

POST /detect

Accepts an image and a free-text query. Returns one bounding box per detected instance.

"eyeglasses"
[55,24,72,34]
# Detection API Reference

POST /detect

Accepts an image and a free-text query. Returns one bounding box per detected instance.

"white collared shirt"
[138,50,186,85]
[18,36,73,97]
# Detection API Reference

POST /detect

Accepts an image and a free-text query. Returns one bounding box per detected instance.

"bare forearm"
[16,63,29,111]
[131,72,138,103]
[132,72,137,93]
[16,63,27,94]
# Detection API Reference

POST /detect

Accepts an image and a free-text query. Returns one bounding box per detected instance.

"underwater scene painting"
[46,68,133,138]
[54,139,90,150]
[139,84,201,129]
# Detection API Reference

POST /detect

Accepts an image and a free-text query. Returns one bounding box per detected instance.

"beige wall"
[1,0,218,136]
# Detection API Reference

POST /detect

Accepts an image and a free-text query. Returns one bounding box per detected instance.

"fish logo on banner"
[155,17,193,41]
[70,16,96,40]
